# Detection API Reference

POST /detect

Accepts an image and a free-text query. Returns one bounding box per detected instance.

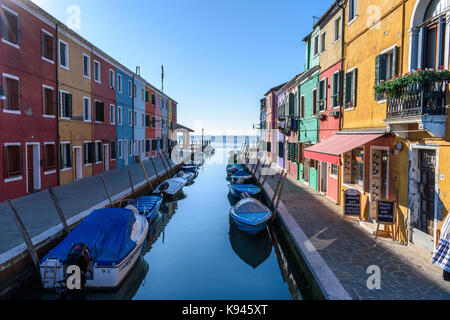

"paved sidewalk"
[0,157,172,255]
[266,172,450,300]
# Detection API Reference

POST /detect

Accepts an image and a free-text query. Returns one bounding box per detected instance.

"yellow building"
[57,26,94,184]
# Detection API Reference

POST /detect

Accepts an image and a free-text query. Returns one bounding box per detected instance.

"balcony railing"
[386,81,448,118]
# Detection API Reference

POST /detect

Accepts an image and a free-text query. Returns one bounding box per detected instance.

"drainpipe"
[338,0,345,133]
[55,24,61,186]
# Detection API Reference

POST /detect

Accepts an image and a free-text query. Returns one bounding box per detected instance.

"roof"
[264,83,287,96]
[176,123,195,133]
[313,0,344,29]
[277,73,303,94]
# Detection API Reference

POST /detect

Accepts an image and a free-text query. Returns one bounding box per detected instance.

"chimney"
[136,66,140,76]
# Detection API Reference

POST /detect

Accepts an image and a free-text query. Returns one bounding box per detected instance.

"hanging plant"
[374,67,450,97]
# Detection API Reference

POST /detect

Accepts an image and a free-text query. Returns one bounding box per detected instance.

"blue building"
[116,67,135,168]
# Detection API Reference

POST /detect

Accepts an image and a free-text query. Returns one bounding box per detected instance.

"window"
[331,71,342,108]
[59,40,69,69]
[152,94,156,105]
[1,6,20,47]
[152,116,156,128]
[44,144,56,171]
[117,74,122,93]
[84,142,94,165]
[318,78,327,111]
[129,140,133,156]
[110,141,116,160]
[41,30,54,62]
[94,60,101,83]
[152,139,157,151]
[321,32,326,53]
[145,114,150,127]
[82,54,90,78]
[95,101,104,122]
[83,97,91,121]
[146,139,150,153]
[330,164,338,177]
[3,75,20,112]
[312,89,317,115]
[118,106,122,125]
[109,69,115,89]
[95,142,102,163]
[348,0,358,23]
[351,148,364,186]
[60,143,72,169]
[335,16,342,41]
[60,91,72,118]
[110,104,115,124]
[4,144,21,179]
[134,84,137,98]
[145,90,149,102]
[128,110,132,127]
[43,86,55,116]
[300,96,305,118]
[128,80,132,97]
[141,139,144,153]
[344,68,358,109]
[135,140,138,155]
[141,113,145,127]
[314,35,319,56]
[134,111,137,127]
[374,46,398,100]
[141,88,144,101]
[118,140,123,158]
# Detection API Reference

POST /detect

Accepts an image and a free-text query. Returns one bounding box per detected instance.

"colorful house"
[264,84,285,165]
[115,67,134,168]
[297,28,320,191]
[145,84,154,158]
[91,50,117,174]
[275,89,287,170]
[154,92,162,154]
[0,0,58,201]
[133,74,146,161]
[303,0,344,203]
[161,94,169,153]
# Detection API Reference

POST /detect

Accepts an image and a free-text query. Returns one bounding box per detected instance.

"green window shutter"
[66,94,72,118]
[337,70,342,106]
[330,75,334,108]
[68,144,72,168]
[344,72,352,105]
[352,69,358,107]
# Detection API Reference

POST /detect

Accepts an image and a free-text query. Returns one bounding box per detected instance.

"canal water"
[14,148,314,300]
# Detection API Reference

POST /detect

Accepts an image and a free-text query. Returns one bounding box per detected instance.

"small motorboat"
[174,170,196,183]
[228,184,261,199]
[132,195,163,222]
[181,164,198,173]
[40,207,149,290]
[230,198,272,235]
[226,163,244,176]
[230,169,253,184]
[153,177,186,197]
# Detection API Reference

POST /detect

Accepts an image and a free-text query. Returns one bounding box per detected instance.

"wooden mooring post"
[252,158,261,177]
[47,186,70,235]
[159,152,169,178]
[139,157,154,190]
[149,156,161,183]
[270,170,285,211]
[7,200,40,270]
[260,162,272,188]
[128,170,136,198]
[162,152,174,177]
[273,171,288,215]
[101,178,113,206]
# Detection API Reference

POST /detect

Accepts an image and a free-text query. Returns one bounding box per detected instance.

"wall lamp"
[0,86,6,101]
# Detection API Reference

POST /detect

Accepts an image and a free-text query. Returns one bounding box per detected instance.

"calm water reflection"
[14,148,308,300]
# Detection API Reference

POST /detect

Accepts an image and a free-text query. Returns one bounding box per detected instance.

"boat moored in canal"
[230,169,253,184]
[228,184,261,199]
[174,170,197,184]
[153,177,187,197]
[181,164,199,174]
[226,163,244,176]
[132,195,163,222]
[40,207,149,291]
[230,198,272,235]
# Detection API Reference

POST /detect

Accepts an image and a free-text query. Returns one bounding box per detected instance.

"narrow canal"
[14,147,316,300]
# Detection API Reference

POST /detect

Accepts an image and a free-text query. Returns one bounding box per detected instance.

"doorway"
[320,162,327,195]
[419,149,436,236]
[73,146,82,181]
[103,144,109,171]
[26,143,40,193]
[369,147,390,220]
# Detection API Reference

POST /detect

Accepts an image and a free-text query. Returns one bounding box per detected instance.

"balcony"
[385,81,448,138]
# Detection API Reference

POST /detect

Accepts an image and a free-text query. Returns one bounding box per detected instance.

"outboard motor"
[66,243,91,288]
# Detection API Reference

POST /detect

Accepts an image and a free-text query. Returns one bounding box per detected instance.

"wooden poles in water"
[47,186,70,235]
[128,170,136,198]
[101,178,113,206]
[139,157,154,190]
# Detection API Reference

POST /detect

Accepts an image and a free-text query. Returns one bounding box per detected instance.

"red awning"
[303,134,385,165]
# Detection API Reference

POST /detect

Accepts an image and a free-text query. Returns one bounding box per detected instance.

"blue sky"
[32,0,333,135]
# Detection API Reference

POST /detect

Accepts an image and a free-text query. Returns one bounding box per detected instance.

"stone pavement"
[266,172,450,300]
[0,157,172,255]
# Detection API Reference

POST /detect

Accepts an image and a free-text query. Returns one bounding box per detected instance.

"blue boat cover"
[230,184,260,194]
[133,196,162,213]
[232,170,251,177]
[41,208,137,267]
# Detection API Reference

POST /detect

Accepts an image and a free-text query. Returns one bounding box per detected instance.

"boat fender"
[66,243,91,288]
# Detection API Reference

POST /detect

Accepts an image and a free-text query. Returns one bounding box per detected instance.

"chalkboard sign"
[377,201,395,224]
[344,189,361,216]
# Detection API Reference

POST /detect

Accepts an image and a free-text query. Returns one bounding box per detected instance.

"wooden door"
[419,149,436,236]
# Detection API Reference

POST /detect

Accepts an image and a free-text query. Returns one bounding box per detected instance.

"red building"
[0,0,58,201]
[91,52,117,174]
